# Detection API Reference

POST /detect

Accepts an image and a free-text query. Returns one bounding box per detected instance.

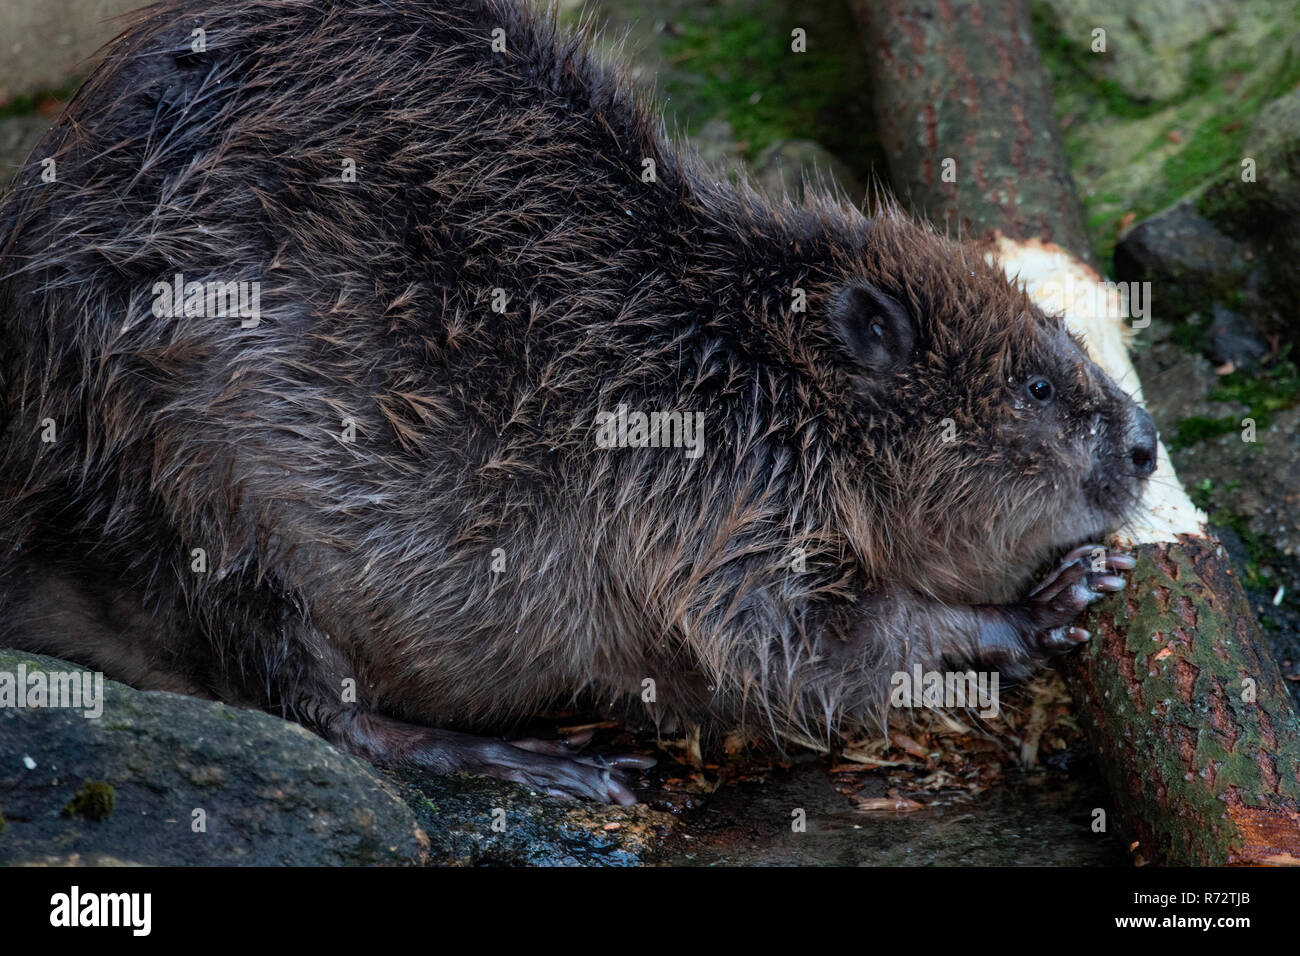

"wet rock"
[387,769,672,866]
[1032,0,1234,102]
[753,139,864,205]
[1113,200,1249,318]
[0,649,429,865]
[0,647,677,866]
[1243,87,1300,218]
[1205,304,1269,371]
[691,115,746,180]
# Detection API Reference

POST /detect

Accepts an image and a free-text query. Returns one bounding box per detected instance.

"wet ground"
[649,756,1124,866]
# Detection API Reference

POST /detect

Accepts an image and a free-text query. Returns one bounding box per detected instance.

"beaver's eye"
[1027,378,1054,404]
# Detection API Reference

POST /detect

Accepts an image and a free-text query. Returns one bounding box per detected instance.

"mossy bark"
[848,0,1094,264]
[1071,539,1300,865]
[851,0,1300,864]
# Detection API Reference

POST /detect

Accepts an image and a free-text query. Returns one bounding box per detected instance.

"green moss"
[1171,415,1239,448]
[61,780,116,821]
[0,809,5,833]
[654,0,880,174]
[0,82,77,119]
[1030,2,1300,268]
[1188,477,1214,510]
[1169,317,1208,354]
[1208,356,1300,414]
[1160,115,1244,200]
[1028,8,1162,120]
[1161,45,1300,200]
[1169,356,1299,450]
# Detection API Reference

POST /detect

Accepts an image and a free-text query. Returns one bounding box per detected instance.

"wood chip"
[889,731,930,759]
[853,796,924,813]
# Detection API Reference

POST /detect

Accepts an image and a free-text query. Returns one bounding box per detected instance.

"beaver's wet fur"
[0,0,1156,802]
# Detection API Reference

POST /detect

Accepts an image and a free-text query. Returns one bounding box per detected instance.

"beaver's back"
[0,0,678,720]
[1,0,681,434]
[0,0,852,738]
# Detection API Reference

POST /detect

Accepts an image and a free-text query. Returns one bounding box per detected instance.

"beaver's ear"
[829,281,915,375]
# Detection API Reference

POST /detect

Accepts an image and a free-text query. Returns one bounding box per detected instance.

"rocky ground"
[2,646,1124,866]
[2,0,1299,865]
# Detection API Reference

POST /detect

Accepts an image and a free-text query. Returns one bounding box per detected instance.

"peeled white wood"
[989,234,1205,546]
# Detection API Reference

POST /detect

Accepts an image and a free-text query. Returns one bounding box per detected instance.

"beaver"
[0,0,1155,803]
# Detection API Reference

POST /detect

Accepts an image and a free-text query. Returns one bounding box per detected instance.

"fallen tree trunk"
[851,0,1300,865]
[847,0,1093,263]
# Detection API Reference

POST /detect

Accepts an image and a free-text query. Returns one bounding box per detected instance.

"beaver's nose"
[1130,405,1158,476]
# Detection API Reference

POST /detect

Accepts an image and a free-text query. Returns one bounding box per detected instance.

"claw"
[1024,545,1134,658]
[1028,544,1105,597]
[602,754,657,770]
[509,736,574,757]
[505,732,655,797]
[562,728,595,748]
[1061,543,1106,565]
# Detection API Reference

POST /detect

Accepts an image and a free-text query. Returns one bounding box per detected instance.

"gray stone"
[0,649,429,865]
[0,647,677,866]
[753,139,864,206]
[1205,304,1269,371]
[0,0,141,105]
[1113,200,1249,317]
[1244,87,1300,217]
[1201,87,1300,228]
[1196,87,1300,327]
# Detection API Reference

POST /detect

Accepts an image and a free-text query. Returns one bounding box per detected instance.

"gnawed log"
[851,0,1300,864]
[847,0,1093,263]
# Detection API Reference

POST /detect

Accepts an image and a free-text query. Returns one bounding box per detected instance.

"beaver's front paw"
[1023,543,1135,656]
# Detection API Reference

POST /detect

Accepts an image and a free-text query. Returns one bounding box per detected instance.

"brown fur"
[0,0,1153,798]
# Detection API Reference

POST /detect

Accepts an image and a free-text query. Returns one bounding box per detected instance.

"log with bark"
[849,0,1300,865]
